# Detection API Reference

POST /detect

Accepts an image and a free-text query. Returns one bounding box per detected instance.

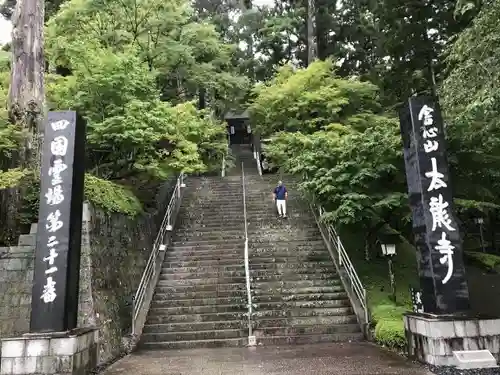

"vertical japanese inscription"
[400,96,469,314]
[30,112,86,333]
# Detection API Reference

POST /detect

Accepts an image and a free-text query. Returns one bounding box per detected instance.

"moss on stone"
[465,251,500,273]
[84,174,142,216]
[1,169,142,217]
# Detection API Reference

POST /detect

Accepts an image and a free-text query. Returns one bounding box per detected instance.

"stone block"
[17,235,35,247]
[5,259,27,272]
[53,355,74,373]
[25,339,49,357]
[12,357,37,374]
[1,358,13,375]
[1,339,25,358]
[0,327,98,375]
[49,337,78,356]
[406,313,500,369]
[453,350,498,369]
[479,319,500,336]
[29,224,37,235]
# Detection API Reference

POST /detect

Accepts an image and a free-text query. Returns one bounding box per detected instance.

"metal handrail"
[132,172,185,335]
[255,153,262,177]
[221,152,226,177]
[315,204,369,325]
[241,162,253,341]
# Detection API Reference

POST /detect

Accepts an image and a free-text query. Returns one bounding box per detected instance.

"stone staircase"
[245,174,364,345]
[140,146,363,349]
[140,176,249,349]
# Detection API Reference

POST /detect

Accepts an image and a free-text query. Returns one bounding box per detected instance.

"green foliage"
[341,230,418,350]
[84,174,142,216]
[1,170,142,218]
[373,312,407,349]
[0,168,32,189]
[250,60,408,233]
[249,60,381,137]
[465,251,500,273]
[0,70,24,160]
[86,100,227,179]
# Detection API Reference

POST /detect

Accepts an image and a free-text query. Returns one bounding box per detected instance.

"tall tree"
[8,0,45,169]
[306,0,315,65]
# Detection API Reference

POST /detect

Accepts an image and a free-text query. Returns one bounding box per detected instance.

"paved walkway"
[102,342,433,375]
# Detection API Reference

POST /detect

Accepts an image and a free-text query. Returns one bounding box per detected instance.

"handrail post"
[222,154,226,177]
[338,235,342,266]
[241,162,256,346]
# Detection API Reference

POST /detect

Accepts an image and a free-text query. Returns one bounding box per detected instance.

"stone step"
[163,259,245,268]
[249,255,332,263]
[253,299,350,310]
[158,270,247,280]
[146,311,246,324]
[148,303,246,315]
[167,247,243,256]
[250,262,335,270]
[251,307,354,319]
[251,274,339,283]
[141,328,246,342]
[249,252,331,261]
[156,277,246,286]
[253,279,343,290]
[154,283,245,295]
[139,337,247,350]
[250,268,336,277]
[151,296,246,307]
[165,254,244,263]
[252,285,346,295]
[172,234,246,242]
[249,239,324,248]
[253,315,358,328]
[143,320,246,333]
[154,289,246,300]
[255,324,361,337]
[174,223,245,230]
[164,253,243,262]
[252,292,348,302]
[170,242,243,250]
[161,265,244,273]
[175,228,245,235]
[171,240,244,248]
[255,332,364,346]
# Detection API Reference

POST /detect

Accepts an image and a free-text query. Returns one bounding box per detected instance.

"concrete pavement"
[101,342,433,375]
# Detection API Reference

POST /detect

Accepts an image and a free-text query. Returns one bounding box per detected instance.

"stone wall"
[0,177,177,364]
[0,228,36,337]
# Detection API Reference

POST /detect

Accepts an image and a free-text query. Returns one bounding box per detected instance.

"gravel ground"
[428,365,500,375]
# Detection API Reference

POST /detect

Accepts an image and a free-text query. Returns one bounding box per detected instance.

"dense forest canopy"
[0,0,498,251]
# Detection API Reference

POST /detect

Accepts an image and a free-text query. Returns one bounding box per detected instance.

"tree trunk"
[241,0,254,82]
[315,0,328,60]
[198,86,206,110]
[306,0,316,66]
[8,0,45,169]
[1,0,45,245]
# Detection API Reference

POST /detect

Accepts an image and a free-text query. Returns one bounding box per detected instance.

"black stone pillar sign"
[399,96,470,315]
[30,111,86,333]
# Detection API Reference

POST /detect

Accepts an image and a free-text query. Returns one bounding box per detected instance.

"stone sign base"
[405,312,500,367]
[0,327,98,375]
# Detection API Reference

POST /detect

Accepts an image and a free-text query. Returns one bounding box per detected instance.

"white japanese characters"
[413,290,424,313]
[40,119,70,304]
[418,104,455,285]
